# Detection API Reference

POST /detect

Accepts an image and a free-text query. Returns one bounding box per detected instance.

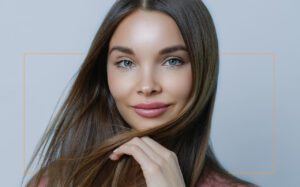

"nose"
[136,69,162,97]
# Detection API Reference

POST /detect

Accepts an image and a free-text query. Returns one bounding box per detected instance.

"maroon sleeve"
[37,175,49,187]
[196,171,248,187]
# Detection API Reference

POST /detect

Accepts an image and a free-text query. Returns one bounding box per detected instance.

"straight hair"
[23,0,258,186]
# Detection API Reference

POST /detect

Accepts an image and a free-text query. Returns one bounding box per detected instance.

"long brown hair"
[23,0,257,186]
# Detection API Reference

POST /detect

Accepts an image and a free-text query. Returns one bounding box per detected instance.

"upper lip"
[133,102,170,109]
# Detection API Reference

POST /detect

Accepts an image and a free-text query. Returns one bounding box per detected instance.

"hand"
[109,136,186,187]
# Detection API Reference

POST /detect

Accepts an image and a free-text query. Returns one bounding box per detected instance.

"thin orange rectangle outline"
[23,52,276,175]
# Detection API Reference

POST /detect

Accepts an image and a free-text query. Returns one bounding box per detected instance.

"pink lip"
[133,102,170,118]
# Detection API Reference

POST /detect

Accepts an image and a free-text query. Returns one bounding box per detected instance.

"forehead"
[109,9,186,50]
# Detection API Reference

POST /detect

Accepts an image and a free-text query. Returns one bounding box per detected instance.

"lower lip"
[133,106,169,118]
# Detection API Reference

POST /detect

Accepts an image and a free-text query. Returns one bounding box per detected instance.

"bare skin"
[109,136,186,187]
[34,9,192,187]
[107,9,193,187]
[107,9,192,131]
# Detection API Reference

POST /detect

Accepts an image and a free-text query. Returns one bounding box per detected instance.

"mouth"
[132,102,170,118]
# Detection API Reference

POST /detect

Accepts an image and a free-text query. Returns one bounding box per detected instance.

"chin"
[134,123,163,131]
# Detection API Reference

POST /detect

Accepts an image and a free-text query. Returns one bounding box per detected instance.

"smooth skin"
[107,9,192,187]
[109,136,186,187]
[107,9,192,131]
[33,9,191,187]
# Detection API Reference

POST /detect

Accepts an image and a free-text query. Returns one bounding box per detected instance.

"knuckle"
[156,158,165,166]
[141,136,149,141]
[131,137,140,143]
[165,151,176,159]
[128,144,139,152]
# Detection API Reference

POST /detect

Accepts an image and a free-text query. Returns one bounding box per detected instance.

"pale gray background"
[0,0,299,186]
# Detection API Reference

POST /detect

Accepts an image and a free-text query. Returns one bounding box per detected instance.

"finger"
[110,143,159,172]
[112,137,165,165]
[131,137,165,164]
[141,136,180,174]
[141,136,176,160]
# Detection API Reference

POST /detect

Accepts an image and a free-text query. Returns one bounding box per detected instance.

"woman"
[23,0,258,186]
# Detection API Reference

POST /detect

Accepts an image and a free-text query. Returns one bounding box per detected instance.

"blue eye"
[164,58,184,67]
[115,59,134,69]
[114,57,185,70]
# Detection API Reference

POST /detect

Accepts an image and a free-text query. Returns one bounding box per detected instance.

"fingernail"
[109,149,118,160]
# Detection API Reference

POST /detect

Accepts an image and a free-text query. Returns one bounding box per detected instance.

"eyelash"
[114,57,185,70]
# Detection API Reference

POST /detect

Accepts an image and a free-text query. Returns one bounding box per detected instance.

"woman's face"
[107,9,192,130]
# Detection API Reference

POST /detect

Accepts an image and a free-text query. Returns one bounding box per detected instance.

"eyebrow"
[108,45,188,56]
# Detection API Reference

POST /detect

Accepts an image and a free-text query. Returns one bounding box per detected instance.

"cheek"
[107,64,193,104]
[162,66,193,101]
[107,67,134,102]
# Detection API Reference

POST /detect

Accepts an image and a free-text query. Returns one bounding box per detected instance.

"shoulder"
[196,171,249,187]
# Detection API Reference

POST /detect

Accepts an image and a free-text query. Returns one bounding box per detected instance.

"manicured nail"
[113,148,118,153]
[109,148,118,160]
